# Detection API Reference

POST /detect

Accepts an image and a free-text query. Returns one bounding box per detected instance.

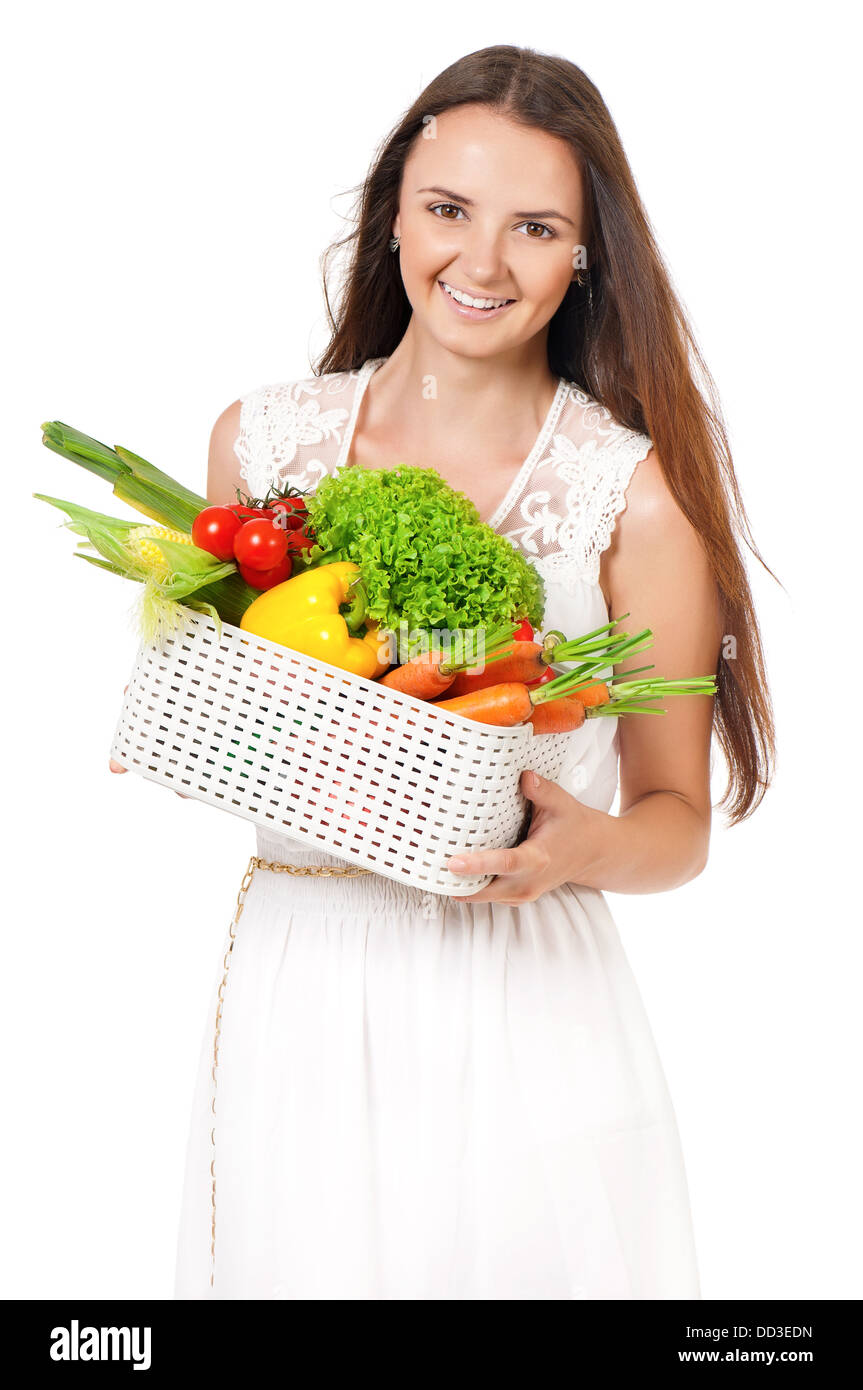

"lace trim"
[232,368,652,592]
[334,357,384,469]
[484,376,569,530]
[234,372,360,498]
[497,396,653,586]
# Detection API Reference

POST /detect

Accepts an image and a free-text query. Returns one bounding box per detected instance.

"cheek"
[516,247,575,309]
[400,230,456,298]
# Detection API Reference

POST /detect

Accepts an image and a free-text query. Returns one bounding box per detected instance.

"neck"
[369,322,560,442]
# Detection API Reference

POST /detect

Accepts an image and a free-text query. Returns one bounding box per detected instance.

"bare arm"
[582,447,724,893]
[207,399,244,505]
[448,447,724,903]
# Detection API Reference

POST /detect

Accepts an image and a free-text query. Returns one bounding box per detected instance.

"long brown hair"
[315,45,777,826]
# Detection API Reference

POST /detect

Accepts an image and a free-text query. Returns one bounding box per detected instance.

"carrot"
[437,666,624,729]
[529,695,586,733]
[378,620,519,700]
[435,682,533,726]
[443,622,655,700]
[570,680,609,708]
[379,650,455,698]
[444,641,547,697]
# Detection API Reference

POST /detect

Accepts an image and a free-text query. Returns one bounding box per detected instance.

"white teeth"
[441,281,510,310]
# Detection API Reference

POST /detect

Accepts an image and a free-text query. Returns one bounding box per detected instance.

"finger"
[456,879,525,905]
[110,687,131,773]
[446,846,525,878]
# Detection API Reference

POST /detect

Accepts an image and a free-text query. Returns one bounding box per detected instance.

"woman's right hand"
[109,686,190,797]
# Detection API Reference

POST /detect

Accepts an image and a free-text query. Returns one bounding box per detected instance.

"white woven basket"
[109,608,576,896]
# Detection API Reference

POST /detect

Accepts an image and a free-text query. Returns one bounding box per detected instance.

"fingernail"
[526,770,540,790]
[447,856,467,871]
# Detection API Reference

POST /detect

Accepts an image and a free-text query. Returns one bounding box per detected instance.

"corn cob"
[127,525,194,573]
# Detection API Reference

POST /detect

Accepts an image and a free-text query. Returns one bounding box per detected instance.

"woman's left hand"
[445,769,610,903]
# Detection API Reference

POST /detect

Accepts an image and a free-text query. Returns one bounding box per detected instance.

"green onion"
[41,421,208,532]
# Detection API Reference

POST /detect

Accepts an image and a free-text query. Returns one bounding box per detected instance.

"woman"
[165,45,775,1299]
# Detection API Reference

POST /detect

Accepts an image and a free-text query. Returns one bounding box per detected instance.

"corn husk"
[35,493,253,638]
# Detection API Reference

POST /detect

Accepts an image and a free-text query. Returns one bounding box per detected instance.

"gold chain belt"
[208,853,373,1287]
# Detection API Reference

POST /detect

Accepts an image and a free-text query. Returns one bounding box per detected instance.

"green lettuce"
[300,466,545,635]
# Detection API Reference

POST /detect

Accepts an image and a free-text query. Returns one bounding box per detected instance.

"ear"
[392,214,401,240]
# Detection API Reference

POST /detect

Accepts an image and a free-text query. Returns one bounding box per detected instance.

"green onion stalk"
[535,662,719,716]
[540,613,655,666]
[36,422,262,636]
[530,624,656,691]
[40,421,208,531]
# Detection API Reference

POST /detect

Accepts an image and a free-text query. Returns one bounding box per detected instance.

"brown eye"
[515,220,554,240]
[430,203,465,221]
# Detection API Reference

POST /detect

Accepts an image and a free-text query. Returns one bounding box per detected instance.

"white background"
[5,0,860,1299]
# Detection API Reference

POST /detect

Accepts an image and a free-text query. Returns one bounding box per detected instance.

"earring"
[573,268,593,314]
[389,235,400,253]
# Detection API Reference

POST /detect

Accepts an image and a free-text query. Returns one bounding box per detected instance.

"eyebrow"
[416,186,577,229]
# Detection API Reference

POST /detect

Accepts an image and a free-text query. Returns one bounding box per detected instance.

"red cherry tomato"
[238,554,294,591]
[233,517,289,571]
[271,503,308,532]
[512,618,534,642]
[526,667,557,690]
[270,497,308,519]
[191,506,244,562]
[284,526,317,555]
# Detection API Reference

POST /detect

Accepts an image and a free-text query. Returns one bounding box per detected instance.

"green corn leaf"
[34,491,138,537]
[73,552,129,578]
[114,444,208,514]
[40,421,208,530]
[192,571,261,626]
[112,474,202,531]
[182,597,224,637]
[40,421,129,481]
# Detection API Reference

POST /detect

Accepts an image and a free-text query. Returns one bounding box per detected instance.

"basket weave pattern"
[109,610,576,896]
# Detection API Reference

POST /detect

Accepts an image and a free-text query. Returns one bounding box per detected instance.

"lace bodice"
[233,357,653,594]
[233,357,652,822]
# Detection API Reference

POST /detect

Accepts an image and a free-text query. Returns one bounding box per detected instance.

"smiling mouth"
[438,279,516,310]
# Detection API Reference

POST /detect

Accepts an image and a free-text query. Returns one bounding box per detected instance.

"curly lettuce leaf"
[302,466,545,634]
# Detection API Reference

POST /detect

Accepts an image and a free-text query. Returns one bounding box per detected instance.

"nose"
[458,219,508,287]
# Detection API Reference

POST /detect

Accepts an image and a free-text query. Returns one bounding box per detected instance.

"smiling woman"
[395,106,589,356]
[173,43,777,1302]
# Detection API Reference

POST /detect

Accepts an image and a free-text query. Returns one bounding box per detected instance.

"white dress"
[173,358,702,1300]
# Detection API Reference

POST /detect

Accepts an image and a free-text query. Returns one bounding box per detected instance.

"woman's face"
[393,104,588,361]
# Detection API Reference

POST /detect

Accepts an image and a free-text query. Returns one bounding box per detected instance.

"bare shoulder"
[207,398,243,505]
[599,447,710,607]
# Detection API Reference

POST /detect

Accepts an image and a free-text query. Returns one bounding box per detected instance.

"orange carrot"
[571,680,609,708]
[435,682,534,726]
[379,651,456,698]
[444,641,547,697]
[378,621,519,700]
[529,696,586,733]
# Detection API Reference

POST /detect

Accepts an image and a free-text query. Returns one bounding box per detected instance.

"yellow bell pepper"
[361,622,394,680]
[239,561,389,680]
